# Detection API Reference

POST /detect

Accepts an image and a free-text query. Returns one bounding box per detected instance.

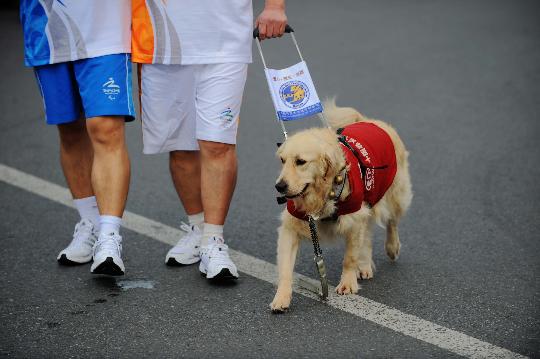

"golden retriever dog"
[270,100,412,312]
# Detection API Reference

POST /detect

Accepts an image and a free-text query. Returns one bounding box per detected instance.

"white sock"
[202,223,223,246]
[187,212,204,229]
[74,196,100,230]
[100,215,122,236]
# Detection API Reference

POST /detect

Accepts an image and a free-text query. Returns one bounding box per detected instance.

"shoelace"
[93,235,122,257]
[205,240,232,266]
[175,222,199,248]
[69,220,95,248]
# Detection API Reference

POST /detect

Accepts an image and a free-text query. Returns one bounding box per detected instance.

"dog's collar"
[329,167,347,200]
[320,167,348,220]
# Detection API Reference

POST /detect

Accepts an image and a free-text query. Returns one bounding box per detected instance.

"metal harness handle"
[253,24,295,40]
[253,24,331,139]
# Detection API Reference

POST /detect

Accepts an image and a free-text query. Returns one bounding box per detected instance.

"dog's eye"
[295,158,307,166]
[280,157,285,164]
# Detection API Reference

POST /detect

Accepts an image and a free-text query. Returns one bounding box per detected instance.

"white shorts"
[139,63,248,154]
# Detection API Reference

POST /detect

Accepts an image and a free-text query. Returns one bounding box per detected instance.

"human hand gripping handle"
[254,0,288,40]
[253,24,293,40]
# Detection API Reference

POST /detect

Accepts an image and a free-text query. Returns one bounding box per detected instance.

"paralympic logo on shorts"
[220,108,234,123]
[219,107,235,129]
[102,77,120,101]
[279,80,310,109]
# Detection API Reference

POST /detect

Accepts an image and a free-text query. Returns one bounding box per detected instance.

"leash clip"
[314,254,329,300]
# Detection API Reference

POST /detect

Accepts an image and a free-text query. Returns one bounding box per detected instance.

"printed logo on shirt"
[102,77,121,100]
[345,135,372,165]
[279,80,310,109]
[365,168,374,191]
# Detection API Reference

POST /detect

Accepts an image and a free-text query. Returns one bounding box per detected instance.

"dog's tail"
[323,97,366,129]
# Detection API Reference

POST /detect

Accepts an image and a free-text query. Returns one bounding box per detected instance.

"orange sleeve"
[131,0,154,63]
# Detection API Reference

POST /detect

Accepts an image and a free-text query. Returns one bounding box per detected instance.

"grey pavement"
[1,0,539,358]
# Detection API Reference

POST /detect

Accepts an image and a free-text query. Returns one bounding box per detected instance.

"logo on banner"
[279,80,310,109]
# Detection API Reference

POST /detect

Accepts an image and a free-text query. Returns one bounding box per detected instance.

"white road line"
[0,163,526,359]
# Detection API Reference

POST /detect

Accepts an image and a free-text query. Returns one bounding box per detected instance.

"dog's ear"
[319,153,335,180]
[275,140,286,157]
[319,143,344,180]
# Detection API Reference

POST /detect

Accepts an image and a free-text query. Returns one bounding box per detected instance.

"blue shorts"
[33,54,135,125]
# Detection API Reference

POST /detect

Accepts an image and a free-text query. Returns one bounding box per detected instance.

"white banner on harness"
[264,61,323,121]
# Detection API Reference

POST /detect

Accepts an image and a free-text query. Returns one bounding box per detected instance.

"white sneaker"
[91,233,125,276]
[165,223,202,266]
[57,219,97,265]
[199,237,239,280]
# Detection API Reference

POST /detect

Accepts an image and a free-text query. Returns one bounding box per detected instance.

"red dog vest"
[287,122,397,220]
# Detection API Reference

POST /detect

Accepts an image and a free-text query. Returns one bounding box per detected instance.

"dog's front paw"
[357,264,374,280]
[270,290,292,313]
[336,272,359,295]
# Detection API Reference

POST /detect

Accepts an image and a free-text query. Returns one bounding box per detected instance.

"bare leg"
[198,140,237,225]
[57,119,94,199]
[169,150,203,215]
[86,116,130,217]
[270,224,300,312]
[385,219,401,261]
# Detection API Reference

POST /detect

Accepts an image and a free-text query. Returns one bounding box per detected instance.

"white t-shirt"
[132,0,253,65]
[21,0,131,66]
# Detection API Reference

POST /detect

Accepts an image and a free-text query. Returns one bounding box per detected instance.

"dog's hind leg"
[385,219,401,261]
[270,225,300,313]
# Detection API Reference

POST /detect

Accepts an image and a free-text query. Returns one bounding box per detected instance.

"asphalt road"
[1,1,539,358]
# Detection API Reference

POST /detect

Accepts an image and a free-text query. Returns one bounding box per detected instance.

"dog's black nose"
[275,180,288,193]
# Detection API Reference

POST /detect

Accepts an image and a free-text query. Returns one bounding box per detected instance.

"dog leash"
[307,215,329,300]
